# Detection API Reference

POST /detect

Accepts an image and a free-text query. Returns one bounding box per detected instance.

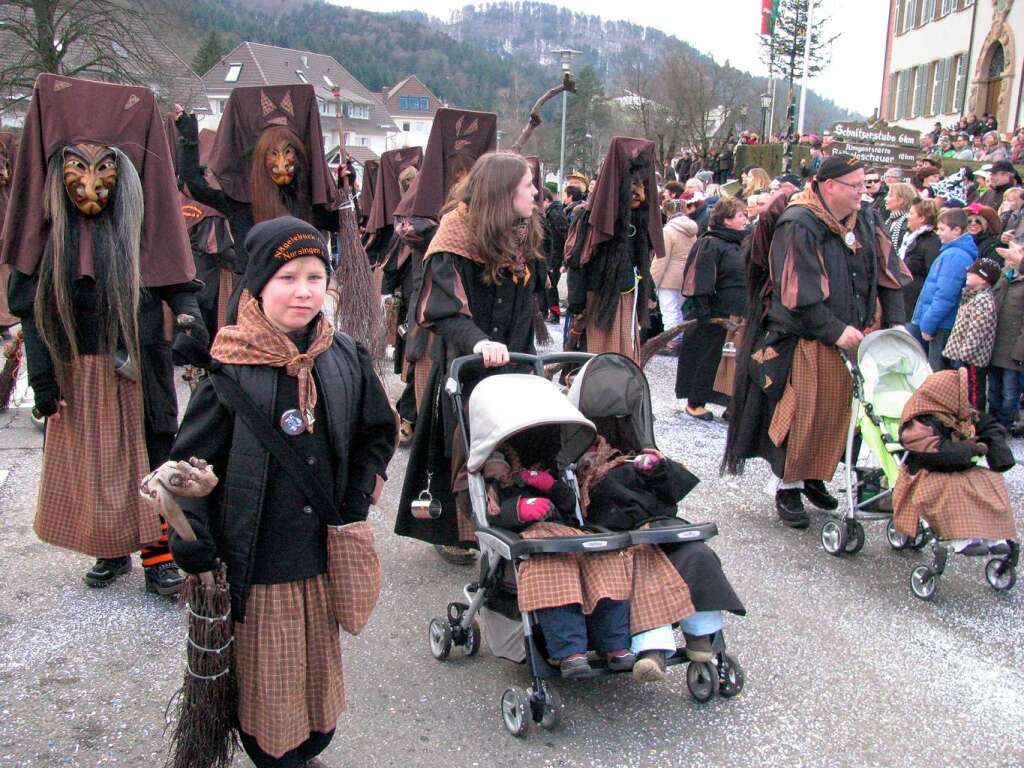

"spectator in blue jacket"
[913,207,978,371]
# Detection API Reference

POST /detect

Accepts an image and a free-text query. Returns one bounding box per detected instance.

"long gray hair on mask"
[35,146,143,404]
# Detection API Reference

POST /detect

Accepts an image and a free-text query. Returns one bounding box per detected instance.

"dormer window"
[112,41,129,59]
[296,70,308,83]
[301,55,309,68]
[323,75,336,88]
[225,63,242,82]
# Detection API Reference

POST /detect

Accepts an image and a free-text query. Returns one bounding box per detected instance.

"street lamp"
[760,92,772,140]
[549,47,581,194]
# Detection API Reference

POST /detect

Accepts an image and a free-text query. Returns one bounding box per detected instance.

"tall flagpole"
[797,0,814,135]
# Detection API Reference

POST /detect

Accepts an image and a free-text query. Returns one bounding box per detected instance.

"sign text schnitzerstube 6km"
[830,122,921,167]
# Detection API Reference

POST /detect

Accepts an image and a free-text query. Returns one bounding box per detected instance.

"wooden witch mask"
[62,143,118,216]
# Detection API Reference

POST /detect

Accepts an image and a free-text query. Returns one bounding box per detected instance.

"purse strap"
[210,370,342,525]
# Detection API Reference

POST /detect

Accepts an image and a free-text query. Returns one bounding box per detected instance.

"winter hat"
[814,154,864,182]
[967,257,1002,285]
[695,170,714,186]
[965,203,1002,234]
[775,173,804,189]
[243,216,332,297]
[989,159,1022,184]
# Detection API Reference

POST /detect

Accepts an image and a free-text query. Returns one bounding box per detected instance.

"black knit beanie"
[243,216,332,297]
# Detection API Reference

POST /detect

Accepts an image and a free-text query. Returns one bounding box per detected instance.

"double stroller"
[822,328,1019,600]
[426,352,744,736]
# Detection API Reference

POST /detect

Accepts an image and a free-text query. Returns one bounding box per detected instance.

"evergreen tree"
[192,29,228,76]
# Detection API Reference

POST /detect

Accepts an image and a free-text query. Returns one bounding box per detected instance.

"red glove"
[517,469,556,493]
[633,450,662,473]
[517,497,553,524]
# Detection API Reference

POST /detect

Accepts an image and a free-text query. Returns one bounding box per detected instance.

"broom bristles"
[334,193,386,365]
[0,331,24,413]
[164,564,237,768]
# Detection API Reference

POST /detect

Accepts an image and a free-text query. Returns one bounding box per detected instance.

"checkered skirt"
[893,466,1018,541]
[517,522,693,634]
[768,338,853,483]
[234,575,345,759]
[34,355,160,557]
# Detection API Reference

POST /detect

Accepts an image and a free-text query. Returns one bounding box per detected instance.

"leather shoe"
[802,479,839,510]
[775,489,809,528]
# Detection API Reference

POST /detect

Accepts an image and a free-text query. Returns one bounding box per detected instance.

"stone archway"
[969,11,1016,127]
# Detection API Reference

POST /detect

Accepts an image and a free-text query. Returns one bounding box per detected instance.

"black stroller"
[426,352,742,737]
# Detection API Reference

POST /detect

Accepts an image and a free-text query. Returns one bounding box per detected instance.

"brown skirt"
[412,356,433,415]
[584,292,639,364]
[893,466,1018,541]
[713,323,744,399]
[0,265,18,326]
[517,522,693,634]
[235,575,345,759]
[34,355,160,557]
[768,338,852,483]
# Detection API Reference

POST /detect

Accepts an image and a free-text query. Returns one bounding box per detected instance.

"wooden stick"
[508,72,577,154]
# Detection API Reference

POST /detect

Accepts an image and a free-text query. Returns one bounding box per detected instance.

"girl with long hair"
[394,152,545,560]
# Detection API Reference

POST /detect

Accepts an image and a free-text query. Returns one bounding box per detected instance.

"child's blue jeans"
[535,599,630,660]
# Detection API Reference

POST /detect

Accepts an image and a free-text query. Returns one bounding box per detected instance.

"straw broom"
[141,459,237,768]
[0,330,23,412]
[331,90,386,364]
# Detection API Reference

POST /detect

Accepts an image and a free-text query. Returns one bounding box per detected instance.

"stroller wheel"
[428,617,453,661]
[686,661,719,703]
[909,524,931,550]
[462,619,482,656]
[911,566,938,600]
[885,519,909,550]
[820,520,847,556]
[537,682,563,730]
[501,687,531,737]
[717,654,745,698]
[985,558,1017,592]
[844,521,866,555]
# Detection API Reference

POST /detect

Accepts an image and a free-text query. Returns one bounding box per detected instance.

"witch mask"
[629,178,646,210]
[265,139,297,187]
[63,143,117,216]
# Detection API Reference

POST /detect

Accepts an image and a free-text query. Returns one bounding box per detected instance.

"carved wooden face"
[63,144,118,216]
[265,140,297,187]
[630,178,646,209]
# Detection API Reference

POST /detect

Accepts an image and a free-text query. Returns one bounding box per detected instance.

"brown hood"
[901,368,975,437]
[0,73,194,287]
[392,108,497,221]
[365,146,423,235]
[206,84,340,210]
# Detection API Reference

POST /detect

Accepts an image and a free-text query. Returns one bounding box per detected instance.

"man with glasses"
[724,155,909,529]
[953,133,975,161]
[863,168,886,215]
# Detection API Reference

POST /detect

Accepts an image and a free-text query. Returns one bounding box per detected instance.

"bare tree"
[618,54,682,175]
[0,1,195,114]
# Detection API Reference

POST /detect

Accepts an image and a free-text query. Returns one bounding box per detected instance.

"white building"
[881,0,1024,132]
[378,75,444,151]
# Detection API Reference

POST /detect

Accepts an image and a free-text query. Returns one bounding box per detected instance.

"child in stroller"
[893,367,1019,599]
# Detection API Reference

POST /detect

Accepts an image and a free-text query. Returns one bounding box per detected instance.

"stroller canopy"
[467,374,596,472]
[567,353,656,450]
[857,328,931,418]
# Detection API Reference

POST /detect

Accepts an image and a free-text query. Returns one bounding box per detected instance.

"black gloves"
[342,490,373,524]
[169,519,218,575]
[175,112,199,146]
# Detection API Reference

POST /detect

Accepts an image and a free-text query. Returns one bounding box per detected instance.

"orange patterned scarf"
[211,297,334,432]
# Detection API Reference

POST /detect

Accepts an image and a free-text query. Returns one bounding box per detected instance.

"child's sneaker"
[632,650,667,682]
[605,649,636,672]
[683,633,714,663]
[559,653,591,678]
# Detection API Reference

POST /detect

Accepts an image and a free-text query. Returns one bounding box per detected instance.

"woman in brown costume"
[394,152,545,563]
[364,146,422,267]
[1,75,204,593]
[173,84,341,322]
[565,137,665,363]
[382,109,497,447]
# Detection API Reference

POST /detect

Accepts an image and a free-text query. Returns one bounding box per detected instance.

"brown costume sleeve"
[769,220,847,343]
[874,223,910,326]
[417,251,488,354]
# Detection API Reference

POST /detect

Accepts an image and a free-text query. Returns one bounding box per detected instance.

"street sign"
[830,122,921,167]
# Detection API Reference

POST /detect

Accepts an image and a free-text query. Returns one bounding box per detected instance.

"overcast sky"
[331,0,889,115]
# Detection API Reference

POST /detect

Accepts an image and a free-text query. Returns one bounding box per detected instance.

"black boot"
[802,479,839,510]
[145,561,185,596]
[83,556,131,588]
[775,489,809,529]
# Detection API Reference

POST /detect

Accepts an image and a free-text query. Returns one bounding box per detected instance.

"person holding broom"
[168,216,398,768]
